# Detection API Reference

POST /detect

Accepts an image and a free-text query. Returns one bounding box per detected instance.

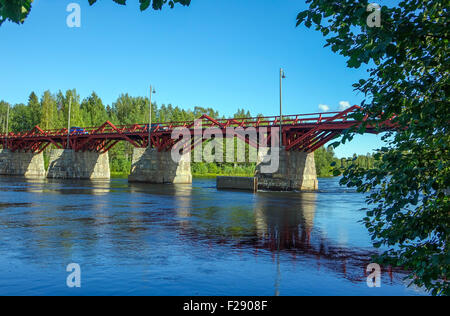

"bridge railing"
[0,106,362,139]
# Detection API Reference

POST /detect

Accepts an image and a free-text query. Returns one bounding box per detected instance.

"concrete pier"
[217,176,257,192]
[0,149,46,179]
[47,149,110,180]
[256,149,318,191]
[128,148,192,184]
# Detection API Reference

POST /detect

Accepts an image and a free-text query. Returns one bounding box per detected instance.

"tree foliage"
[0,0,33,26]
[297,0,449,295]
[0,0,191,26]
[1,90,229,174]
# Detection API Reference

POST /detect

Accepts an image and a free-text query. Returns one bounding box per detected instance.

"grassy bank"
[110,172,129,179]
[192,172,254,178]
[110,172,254,179]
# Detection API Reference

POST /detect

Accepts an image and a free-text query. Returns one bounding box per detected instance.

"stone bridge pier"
[128,148,192,184]
[255,148,318,191]
[46,149,110,180]
[0,149,46,179]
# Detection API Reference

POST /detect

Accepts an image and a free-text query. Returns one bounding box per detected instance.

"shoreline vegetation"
[111,173,253,179]
[1,90,376,178]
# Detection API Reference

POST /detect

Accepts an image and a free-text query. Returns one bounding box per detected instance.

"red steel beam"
[1,106,394,154]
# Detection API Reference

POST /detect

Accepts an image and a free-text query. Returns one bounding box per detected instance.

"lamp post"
[279,68,286,148]
[67,95,72,149]
[148,85,156,148]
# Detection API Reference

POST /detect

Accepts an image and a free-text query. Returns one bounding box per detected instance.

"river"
[0,177,426,295]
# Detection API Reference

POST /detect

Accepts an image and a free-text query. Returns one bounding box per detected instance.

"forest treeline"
[0,90,376,177]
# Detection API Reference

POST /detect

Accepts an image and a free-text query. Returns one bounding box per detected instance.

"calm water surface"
[0,177,426,295]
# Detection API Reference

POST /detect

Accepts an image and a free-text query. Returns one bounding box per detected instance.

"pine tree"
[40,91,57,130]
[81,92,108,126]
[27,92,41,127]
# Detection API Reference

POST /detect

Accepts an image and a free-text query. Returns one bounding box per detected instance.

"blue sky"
[0,0,386,157]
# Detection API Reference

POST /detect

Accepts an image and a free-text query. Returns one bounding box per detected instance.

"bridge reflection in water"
[160,184,399,289]
[0,177,410,295]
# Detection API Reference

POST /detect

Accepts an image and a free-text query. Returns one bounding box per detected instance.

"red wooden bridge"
[0,105,392,154]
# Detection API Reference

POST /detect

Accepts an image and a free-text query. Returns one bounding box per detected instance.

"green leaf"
[333,169,341,177]
[330,141,341,148]
[140,0,151,11]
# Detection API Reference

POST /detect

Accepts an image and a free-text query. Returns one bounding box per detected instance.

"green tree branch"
[0,0,191,26]
[297,0,449,295]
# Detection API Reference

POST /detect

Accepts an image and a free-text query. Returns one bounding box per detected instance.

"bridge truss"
[0,105,393,154]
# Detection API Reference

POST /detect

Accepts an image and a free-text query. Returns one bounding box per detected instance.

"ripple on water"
[0,177,427,296]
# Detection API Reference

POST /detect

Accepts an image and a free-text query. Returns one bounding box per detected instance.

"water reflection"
[172,189,396,287]
[0,177,419,295]
[45,179,112,195]
[253,192,380,284]
[254,192,317,250]
[254,192,318,296]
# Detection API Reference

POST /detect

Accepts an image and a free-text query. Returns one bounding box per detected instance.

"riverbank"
[110,172,129,179]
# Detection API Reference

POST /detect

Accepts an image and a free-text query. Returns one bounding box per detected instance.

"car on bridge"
[70,127,89,135]
[143,124,169,132]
